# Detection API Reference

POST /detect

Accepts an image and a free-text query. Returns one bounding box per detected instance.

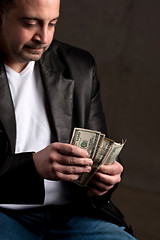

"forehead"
[13,0,60,18]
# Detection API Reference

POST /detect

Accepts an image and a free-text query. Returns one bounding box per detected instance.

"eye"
[49,20,57,28]
[25,21,37,26]
[21,18,37,28]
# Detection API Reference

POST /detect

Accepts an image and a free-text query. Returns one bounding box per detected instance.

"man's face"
[0,0,60,68]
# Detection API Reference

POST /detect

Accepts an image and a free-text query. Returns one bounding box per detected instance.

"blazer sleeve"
[0,129,45,204]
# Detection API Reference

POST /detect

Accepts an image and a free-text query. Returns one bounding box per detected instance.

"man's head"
[0,0,60,72]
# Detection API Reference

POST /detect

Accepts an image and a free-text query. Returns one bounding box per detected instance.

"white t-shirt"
[1,62,73,209]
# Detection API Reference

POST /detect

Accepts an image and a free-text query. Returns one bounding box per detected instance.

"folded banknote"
[70,128,126,186]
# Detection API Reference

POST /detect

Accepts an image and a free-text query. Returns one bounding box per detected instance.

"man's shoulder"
[41,39,97,73]
[49,39,96,65]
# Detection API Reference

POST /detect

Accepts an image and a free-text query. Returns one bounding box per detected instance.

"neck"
[4,61,29,73]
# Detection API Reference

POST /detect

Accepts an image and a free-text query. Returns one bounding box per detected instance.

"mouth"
[24,46,46,54]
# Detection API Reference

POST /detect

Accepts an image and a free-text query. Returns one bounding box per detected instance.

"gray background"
[55,0,160,193]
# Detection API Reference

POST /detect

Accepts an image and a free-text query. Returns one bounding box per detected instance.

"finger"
[88,188,108,196]
[90,176,114,189]
[97,161,123,175]
[88,175,116,196]
[57,154,93,166]
[52,161,92,175]
[88,181,112,196]
[52,142,89,158]
[93,171,121,186]
[52,171,81,181]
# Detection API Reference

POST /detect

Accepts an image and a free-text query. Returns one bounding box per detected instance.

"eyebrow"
[21,16,59,22]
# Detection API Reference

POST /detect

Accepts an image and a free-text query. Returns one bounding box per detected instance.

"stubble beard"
[15,44,49,63]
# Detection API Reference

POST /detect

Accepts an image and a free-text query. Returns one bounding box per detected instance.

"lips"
[24,46,45,54]
[25,44,47,50]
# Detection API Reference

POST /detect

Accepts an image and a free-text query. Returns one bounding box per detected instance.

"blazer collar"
[39,44,74,143]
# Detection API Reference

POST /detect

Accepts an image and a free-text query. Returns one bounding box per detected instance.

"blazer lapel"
[0,64,16,152]
[40,59,74,143]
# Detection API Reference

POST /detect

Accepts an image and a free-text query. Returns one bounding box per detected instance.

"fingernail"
[88,159,93,165]
[87,166,91,172]
[86,152,89,157]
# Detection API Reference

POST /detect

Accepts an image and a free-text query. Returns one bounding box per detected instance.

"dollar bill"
[93,133,105,160]
[70,128,101,159]
[77,137,113,186]
[70,128,126,187]
[103,140,126,165]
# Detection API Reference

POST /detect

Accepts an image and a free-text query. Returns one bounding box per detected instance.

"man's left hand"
[88,161,123,196]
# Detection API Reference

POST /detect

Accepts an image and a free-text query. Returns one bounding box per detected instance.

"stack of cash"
[70,128,126,187]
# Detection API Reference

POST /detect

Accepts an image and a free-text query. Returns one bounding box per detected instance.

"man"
[0,0,136,239]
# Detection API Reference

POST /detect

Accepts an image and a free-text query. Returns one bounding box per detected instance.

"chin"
[20,48,44,60]
[20,53,42,62]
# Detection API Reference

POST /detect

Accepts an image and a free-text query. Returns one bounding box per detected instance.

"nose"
[33,26,48,44]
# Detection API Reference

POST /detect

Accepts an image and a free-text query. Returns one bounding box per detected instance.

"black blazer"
[0,39,133,234]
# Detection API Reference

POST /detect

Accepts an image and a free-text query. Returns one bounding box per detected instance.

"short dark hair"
[0,0,15,10]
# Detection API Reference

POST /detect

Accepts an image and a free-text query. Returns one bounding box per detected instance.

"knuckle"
[109,179,115,185]
[101,185,108,191]
[118,175,121,183]
[71,166,77,173]
[54,171,61,179]
[69,145,75,155]
[66,144,76,156]
[69,156,75,164]
[49,150,58,162]
[49,153,54,163]
[112,165,117,173]
[117,161,124,172]
[51,164,56,173]
[97,172,103,180]
[121,165,124,173]
[97,173,103,181]
[69,174,79,181]
[50,142,57,150]
[51,162,60,174]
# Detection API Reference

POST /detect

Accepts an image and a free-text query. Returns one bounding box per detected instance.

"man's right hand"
[32,142,93,181]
